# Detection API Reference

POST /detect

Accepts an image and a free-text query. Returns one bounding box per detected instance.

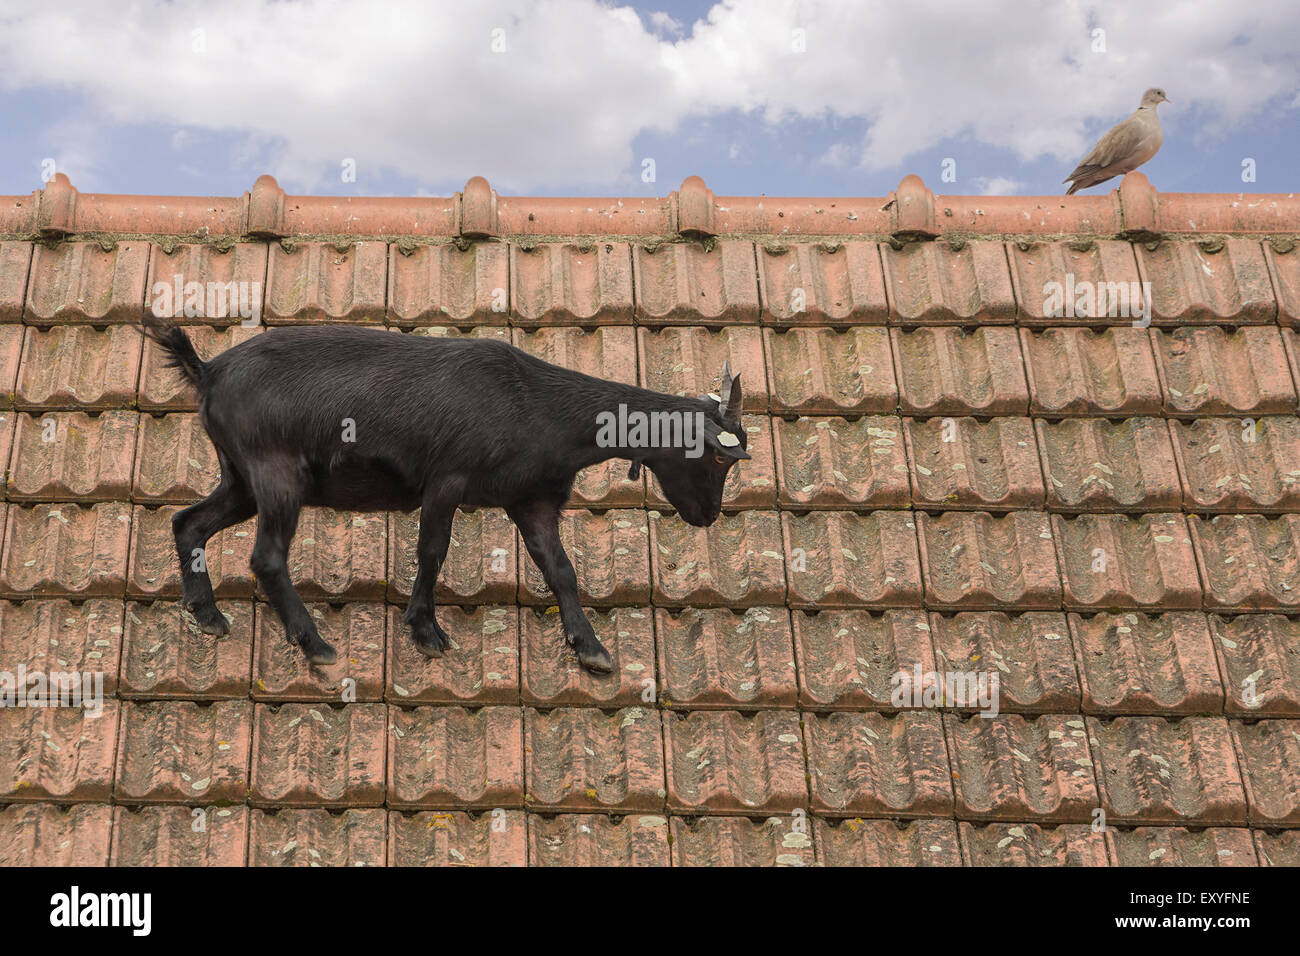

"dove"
[1064,88,1169,194]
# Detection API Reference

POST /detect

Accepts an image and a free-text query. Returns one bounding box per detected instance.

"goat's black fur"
[141,319,750,672]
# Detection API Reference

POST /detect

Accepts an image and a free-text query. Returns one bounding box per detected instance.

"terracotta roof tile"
[519,606,651,708]
[1109,826,1258,866]
[765,327,897,415]
[111,805,250,866]
[528,812,670,866]
[131,412,217,503]
[248,808,387,866]
[1,501,131,598]
[128,505,255,599]
[24,241,149,325]
[1265,240,1300,327]
[814,817,963,866]
[387,705,522,809]
[793,608,935,710]
[638,326,767,411]
[806,710,952,817]
[1135,238,1276,326]
[1070,611,1222,715]
[1192,514,1300,610]
[663,710,806,813]
[1231,719,1300,827]
[0,804,113,866]
[568,458,645,510]
[1173,417,1300,513]
[120,599,252,699]
[1052,513,1201,609]
[1037,417,1180,512]
[1008,239,1142,327]
[15,325,142,410]
[145,242,268,326]
[1153,326,1297,416]
[775,415,908,510]
[929,611,1080,714]
[1088,715,1246,825]
[388,604,519,705]
[0,242,33,321]
[114,699,251,803]
[907,416,1043,511]
[959,822,1110,866]
[254,601,386,701]
[0,699,120,802]
[0,597,123,696]
[524,706,664,811]
[264,241,387,324]
[632,240,759,326]
[757,241,888,327]
[1254,829,1300,866]
[514,325,636,382]
[0,327,22,406]
[650,509,786,607]
[882,239,1015,325]
[7,410,137,502]
[654,606,796,709]
[0,408,12,484]
[1021,327,1162,416]
[917,511,1060,610]
[282,508,387,601]
[671,815,815,866]
[251,702,387,808]
[510,242,633,326]
[387,810,526,866]
[388,507,516,605]
[519,509,649,606]
[387,241,508,327]
[783,510,922,609]
[1210,613,1300,716]
[945,713,1098,822]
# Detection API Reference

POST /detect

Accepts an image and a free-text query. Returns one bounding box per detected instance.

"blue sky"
[1,0,1296,199]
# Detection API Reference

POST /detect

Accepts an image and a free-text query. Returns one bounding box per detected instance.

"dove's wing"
[1064,110,1147,183]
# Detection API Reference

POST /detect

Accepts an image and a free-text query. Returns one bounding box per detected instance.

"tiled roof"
[2,171,1300,866]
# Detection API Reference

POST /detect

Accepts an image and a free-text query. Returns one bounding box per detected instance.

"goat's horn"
[719,360,734,407]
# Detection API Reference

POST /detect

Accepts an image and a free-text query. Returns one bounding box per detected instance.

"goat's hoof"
[410,620,450,658]
[188,603,229,636]
[292,631,337,666]
[576,643,614,674]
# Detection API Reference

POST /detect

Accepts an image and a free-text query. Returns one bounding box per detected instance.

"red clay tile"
[132,412,219,503]
[388,507,516,605]
[654,606,796,709]
[388,704,523,809]
[511,242,633,326]
[1173,417,1300,513]
[1254,830,1300,866]
[794,608,935,710]
[112,805,249,866]
[764,327,897,415]
[1070,611,1222,715]
[929,612,1081,714]
[783,511,923,609]
[945,713,1098,822]
[1265,239,1300,327]
[814,817,963,866]
[388,809,527,866]
[253,601,384,702]
[672,815,816,866]
[1153,327,1296,416]
[1231,719,1300,827]
[388,605,518,706]
[637,325,766,411]
[882,239,1015,325]
[1109,826,1257,866]
[894,326,1028,415]
[959,822,1110,866]
[775,415,910,510]
[525,706,665,811]
[757,241,888,327]
[0,597,123,696]
[248,808,387,866]
[528,813,670,866]
[518,509,649,607]
[513,325,637,382]
[24,241,149,324]
[1053,513,1201,609]
[906,416,1043,511]
[138,324,261,411]
[1135,238,1275,326]
[1088,715,1246,825]
[114,699,251,803]
[1,501,131,598]
[1037,417,1180,512]
[567,458,646,510]
[251,702,387,807]
[632,240,759,326]
[0,327,21,405]
[646,413,776,511]
[145,242,268,326]
[663,710,807,813]
[1191,514,1300,611]
[285,508,387,601]
[6,410,137,502]
[1021,327,1162,416]
[806,710,952,817]
[0,700,119,802]
[120,600,253,699]
[917,511,1060,610]
[387,241,508,327]
[0,407,12,480]
[0,241,33,323]
[1211,614,1300,716]
[519,606,652,708]
[15,325,142,410]
[127,505,255,599]
[264,241,387,324]
[1009,239,1143,326]
[0,803,113,865]
[650,509,786,608]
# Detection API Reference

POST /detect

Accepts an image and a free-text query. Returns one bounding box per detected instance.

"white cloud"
[972,177,1026,196]
[0,0,1297,190]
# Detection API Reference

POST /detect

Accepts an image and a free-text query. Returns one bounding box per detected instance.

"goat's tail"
[140,315,209,390]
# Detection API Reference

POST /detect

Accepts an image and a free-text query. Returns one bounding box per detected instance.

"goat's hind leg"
[172,469,255,635]
[404,492,459,658]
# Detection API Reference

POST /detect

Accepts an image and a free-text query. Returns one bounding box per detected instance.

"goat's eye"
[713,455,729,466]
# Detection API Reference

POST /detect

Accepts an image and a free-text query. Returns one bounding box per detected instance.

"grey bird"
[1064,88,1169,194]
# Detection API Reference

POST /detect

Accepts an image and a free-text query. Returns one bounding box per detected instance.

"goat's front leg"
[508,499,613,674]
[404,495,458,658]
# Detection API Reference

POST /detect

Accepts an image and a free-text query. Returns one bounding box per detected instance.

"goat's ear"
[708,430,751,460]
[719,362,743,422]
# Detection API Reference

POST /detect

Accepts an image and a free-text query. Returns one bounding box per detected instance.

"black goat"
[140,320,750,673]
